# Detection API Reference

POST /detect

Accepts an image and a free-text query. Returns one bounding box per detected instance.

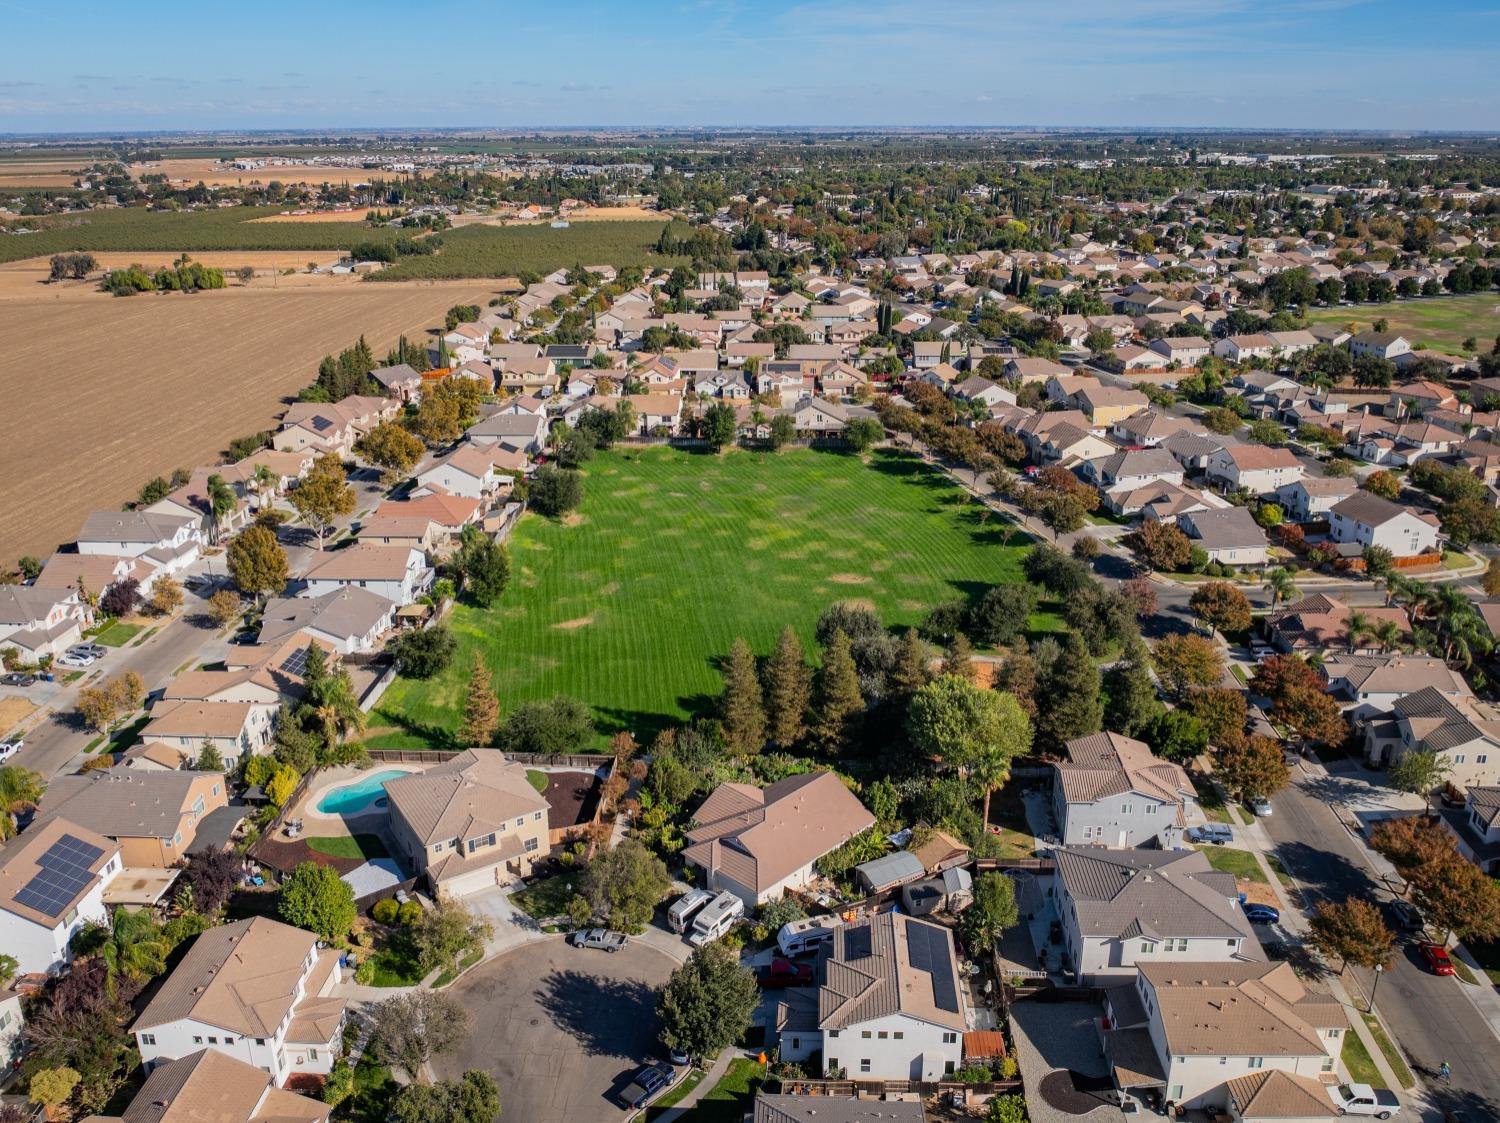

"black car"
[618,1064,673,1110]
[0,673,37,687]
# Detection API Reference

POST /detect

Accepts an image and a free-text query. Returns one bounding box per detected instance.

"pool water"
[316,769,407,815]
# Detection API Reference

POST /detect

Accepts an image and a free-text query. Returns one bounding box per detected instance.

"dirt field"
[449,205,664,229]
[0,252,355,295]
[0,280,501,560]
[126,159,353,187]
[0,160,86,187]
[246,210,376,224]
[0,697,36,737]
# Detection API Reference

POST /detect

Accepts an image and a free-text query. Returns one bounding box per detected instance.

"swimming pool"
[315,769,407,815]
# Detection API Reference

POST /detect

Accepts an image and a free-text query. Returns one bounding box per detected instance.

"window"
[1455,755,1467,765]
[877,1031,888,1039]
[516,817,525,827]
[1171,1086,1183,1101]
[212,784,221,797]
[1479,755,1489,765]
[1218,1057,1227,1065]
[1328,1029,1341,1039]
[224,1037,235,1045]
[534,811,543,821]
[861,1031,872,1039]
[524,837,539,853]
[1321,1057,1335,1072]
[1249,1056,1263,1067]
[310,1049,319,1061]
[192,796,205,815]
[141,1033,156,1046]
[942,1032,958,1044]
[790,1037,800,1050]
[498,822,506,832]
[256,1038,266,1046]
[860,1059,871,1073]
[1121,803,1133,815]
[945,1061,956,1075]
[893,1031,904,1040]
[829,1031,840,1039]
[208,1036,218,1045]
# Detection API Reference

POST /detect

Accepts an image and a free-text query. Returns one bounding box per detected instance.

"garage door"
[443,865,499,896]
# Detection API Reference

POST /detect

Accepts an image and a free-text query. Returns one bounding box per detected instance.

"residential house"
[626,393,684,435]
[132,917,347,1086]
[1052,848,1259,980]
[1264,594,1408,656]
[413,445,523,499]
[1052,732,1197,849]
[1100,962,1346,1111]
[1322,652,1470,721]
[1349,331,1411,362]
[1120,481,1230,522]
[752,1095,924,1123]
[299,544,433,605]
[369,362,423,401]
[1148,336,1212,367]
[1111,411,1191,448]
[1075,384,1150,429]
[91,1048,332,1123]
[1363,687,1500,787]
[465,410,548,455]
[0,987,21,1078]
[1212,334,1278,363]
[1004,356,1072,384]
[1440,787,1500,874]
[1080,448,1184,502]
[1273,477,1357,523]
[385,750,550,895]
[77,510,202,577]
[258,588,396,655]
[1161,431,1229,474]
[372,491,484,542]
[273,396,397,458]
[1177,507,1270,566]
[776,912,966,1080]
[0,817,120,975]
[682,772,875,908]
[1204,446,1304,495]
[146,467,253,542]
[1389,381,1459,417]
[34,552,154,606]
[0,583,86,662]
[1327,493,1441,558]
[139,700,274,771]
[39,770,228,868]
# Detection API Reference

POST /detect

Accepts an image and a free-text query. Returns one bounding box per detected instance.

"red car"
[1418,942,1455,976]
[756,957,814,989]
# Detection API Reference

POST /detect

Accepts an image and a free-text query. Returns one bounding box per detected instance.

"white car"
[57,653,95,668]
[0,740,22,758]
[1327,1082,1400,1118]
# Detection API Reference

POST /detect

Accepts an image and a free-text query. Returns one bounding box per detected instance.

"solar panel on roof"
[12,834,105,918]
[311,416,334,432]
[280,646,311,676]
[844,925,872,961]
[905,921,960,1013]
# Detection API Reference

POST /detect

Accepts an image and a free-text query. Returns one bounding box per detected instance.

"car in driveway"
[617,1063,673,1110]
[569,928,628,953]
[1327,1081,1401,1117]
[1242,903,1281,925]
[0,673,37,687]
[56,652,95,668]
[67,643,107,660]
[1186,824,1233,845]
[1417,941,1455,976]
[756,957,815,989]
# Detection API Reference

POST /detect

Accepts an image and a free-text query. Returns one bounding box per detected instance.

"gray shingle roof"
[1054,847,1257,943]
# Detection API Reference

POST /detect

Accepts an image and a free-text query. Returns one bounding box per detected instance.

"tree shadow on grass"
[592,704,684,744]
[534,968,661,1059]
[364,710,460,751]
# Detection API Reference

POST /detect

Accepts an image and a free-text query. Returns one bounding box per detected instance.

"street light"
[1368,963,1384,1013]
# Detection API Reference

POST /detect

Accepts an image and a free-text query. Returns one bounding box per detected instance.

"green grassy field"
[1304,293,1500,356]
[372,447,1029,746]
[369,220,682,281]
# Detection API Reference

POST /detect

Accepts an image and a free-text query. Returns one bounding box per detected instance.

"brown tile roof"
[1055,732,1193,812]
[108,1048,330,1123]
[141,700,255,740]
[1140,961,1347,1057]
[0,817,118,925]
[384,749,547,849]
[818,912,965,1032]
[1225,1068,1337,1118]
[682,772,874,894]
[301,543,419,582]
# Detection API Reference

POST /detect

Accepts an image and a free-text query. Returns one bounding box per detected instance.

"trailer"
[668,888,715,933]
[687,890,744,947]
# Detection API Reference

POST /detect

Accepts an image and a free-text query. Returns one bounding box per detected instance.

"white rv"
[777,915,842,958]
[668,888,715,933]
[687,890,744,947]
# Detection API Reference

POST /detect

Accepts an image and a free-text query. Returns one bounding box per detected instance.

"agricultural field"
[0,279,502,559]
[1304,293,1500,356]
[370,220,682,281]
[0,205,398,264]
[370,447,1030,748]
[0,159,90,187]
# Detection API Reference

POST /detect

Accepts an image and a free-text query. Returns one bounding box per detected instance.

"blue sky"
[0,0,1495,133]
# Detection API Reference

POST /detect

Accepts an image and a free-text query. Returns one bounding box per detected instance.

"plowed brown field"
[0,280,501,560]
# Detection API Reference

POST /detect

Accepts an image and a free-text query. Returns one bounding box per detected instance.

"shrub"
[397,900,424,925]
[372,898,399,924]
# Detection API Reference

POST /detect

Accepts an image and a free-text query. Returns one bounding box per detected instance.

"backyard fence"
[780,1078,1021,1101]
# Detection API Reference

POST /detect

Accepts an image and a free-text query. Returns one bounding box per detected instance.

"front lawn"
[362,936,423,986]
[93,620,145,647]
[1340,1029,1385,1088]
[673,1058,763,1123]
[1195,846,1268,884]
[526,769,548,792]
[644,1068,707,1120]
[1361,1013,1416,1089]
[336,1056,396,1123]
[306,834,390,860]
[512,871,583,920]
[376,447,1032,744]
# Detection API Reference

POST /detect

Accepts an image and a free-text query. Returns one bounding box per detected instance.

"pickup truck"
[1327,1082,1400,1118]
[569,927,628,953]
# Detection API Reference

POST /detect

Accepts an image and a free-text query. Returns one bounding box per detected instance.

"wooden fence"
[366,748,616,770]
[780,1078,1021,1101]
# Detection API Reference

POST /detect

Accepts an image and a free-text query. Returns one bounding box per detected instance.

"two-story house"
[273,396,397,458]
[37,770,228,868]
[1204,446,1304,496]
[1327,493,1441,559]
[777,912,967,1080]
[385,750,550,896]
[97,1048,332,1123]
[0,583,87,663]
[1102,961,1346,1113]
[299,544,433,605]
[0,818,120,976]
[1364,686,1500,787]
[139,699,274,771]
[1273,477,1357,523]
[1441,786,1500,874]
[259,588,396,655]
[76,510,202,577]
[133,917,347,1086]
[1320,652,1467,720]
[1053,732,1198,849]
[1052,848,1260,981]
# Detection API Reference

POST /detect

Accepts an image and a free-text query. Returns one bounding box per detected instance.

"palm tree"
[1345,610,1372,651]
[205,474,237,543]
[250,464,277,511]
[0,764,45,841]
[1373,619,1403,652]
[1263,567,1298,608]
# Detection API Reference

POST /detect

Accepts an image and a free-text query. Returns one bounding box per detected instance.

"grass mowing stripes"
[374,446,1030,746]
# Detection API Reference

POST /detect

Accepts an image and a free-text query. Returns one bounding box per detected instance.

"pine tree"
[762,626,812,748]
[1038,632,1103,749]
[719,638,766,756]
[1104,634,1160,737]
[811,629,863,753]
[942,634,975,682]
[459,655,499,747]
[889,628,932,700]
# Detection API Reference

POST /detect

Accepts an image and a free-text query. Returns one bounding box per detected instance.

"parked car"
[67,643,106,660]
[0,740,22,759]
[1242,903,1281,925]
[1417,942,1455,976]
[617,1064,673,1110]
[1250,796,1273,817]
[570,928,628,953]
[1326,1081,1401,1117]
[56,653,95,668]
[1386,899,1424,933]
[666,1047,692,1067]
[1186,824,1233,845]
[0,673,37,687]
[756,957,815,989]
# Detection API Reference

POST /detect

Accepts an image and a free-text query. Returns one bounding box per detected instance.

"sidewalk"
[646,1050,743,1123]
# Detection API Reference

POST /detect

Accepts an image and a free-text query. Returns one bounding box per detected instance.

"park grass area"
[375,447,1032,745]
[526,769,547,792]
[1340,1029,1385,1089]
[1195,846,1268,884]
[91,621,145,646]
[305,834,389,860]
[512,872,581,920]
[1361,1013,1416,1089]
[644,1067,707,1119]
[371,220,684,281]
[1304,293,1500,356]
[672,1059,763,1123]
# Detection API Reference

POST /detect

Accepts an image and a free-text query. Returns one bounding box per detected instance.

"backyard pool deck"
[300,763,422,828]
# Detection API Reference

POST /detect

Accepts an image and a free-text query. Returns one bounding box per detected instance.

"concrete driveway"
[432,936,679,1123]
